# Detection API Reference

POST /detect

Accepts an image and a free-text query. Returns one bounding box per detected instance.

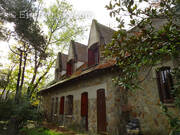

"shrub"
[20,127,63,135]
[0,96,43,134]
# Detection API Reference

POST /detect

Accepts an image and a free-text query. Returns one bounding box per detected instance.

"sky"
[45,0,117,29]
[44,0,118,45]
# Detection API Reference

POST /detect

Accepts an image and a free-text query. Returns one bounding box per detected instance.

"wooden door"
[59,96,64,115]
[81,92,88,131]
[97,89,106,132]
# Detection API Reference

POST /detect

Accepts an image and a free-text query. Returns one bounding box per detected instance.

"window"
[66,95,73,115]
[88,45,99,66]
[51,98,54,118]
[55,97,58,114]
[67,60,74,76]
[59,96,64,115]
[156,67,174,103]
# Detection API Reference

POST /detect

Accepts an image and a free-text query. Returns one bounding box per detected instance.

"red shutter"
[88,49,95,66]
[59,96,64,114]
[67,62,72,76]
[81,92,88,116]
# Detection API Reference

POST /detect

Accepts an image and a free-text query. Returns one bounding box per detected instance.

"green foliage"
[0,0,87,133]
[0,97,42,129]
[0,100,14,120]
[0,0,46,52]
[105,0,180,89]
[20,127,63,135]
[43,0,85,49]
[0,0,87,101]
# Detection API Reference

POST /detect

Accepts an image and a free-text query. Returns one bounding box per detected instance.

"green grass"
[20,127,64,135]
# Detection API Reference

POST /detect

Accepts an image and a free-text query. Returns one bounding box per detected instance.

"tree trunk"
[0,88,6,101]
[15,51,23,103]
[27,50,39,97]
[19,52,27,95]
[5,89,10,101]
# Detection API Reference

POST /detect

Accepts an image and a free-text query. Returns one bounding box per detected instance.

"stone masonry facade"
[41,72,126,135]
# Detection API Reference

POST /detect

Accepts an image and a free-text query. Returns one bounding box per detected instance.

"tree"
[0,0,87,134]
[26,0,86,98]
[0,0,47,103]
[0,0,86,100]
[105,0,180,88]
[105,0,180,134]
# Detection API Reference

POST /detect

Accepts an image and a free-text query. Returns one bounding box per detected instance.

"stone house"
[38,18,179,135]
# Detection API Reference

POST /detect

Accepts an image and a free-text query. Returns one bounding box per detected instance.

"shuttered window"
[55,97,58,114]
[51,98,54,118]
[59,96,64,115]
[88,45,99,67]
[156,67,174,103]
[81,92,88,116]
[66,95,73,115]
[67,60,73,76]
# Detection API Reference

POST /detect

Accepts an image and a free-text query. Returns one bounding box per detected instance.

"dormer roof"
[68,40,88,62]
[88,19,115,48]
[55,52,68,71]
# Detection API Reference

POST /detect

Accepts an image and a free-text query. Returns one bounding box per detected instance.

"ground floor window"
[55,97,58,114]
[66,95,73,115]
[156,67,174,103]
[51,98,54,118]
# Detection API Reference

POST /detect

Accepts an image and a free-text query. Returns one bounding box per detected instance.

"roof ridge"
[94,20,105,45]
[96,21,115,32]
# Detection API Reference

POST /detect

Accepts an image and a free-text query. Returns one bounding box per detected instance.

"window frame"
[156,66,174,103]
[66,59,74,76]
[51,98,54,118]
[55,97,58,114]
[66,95,73,115]
[88,44,99,67]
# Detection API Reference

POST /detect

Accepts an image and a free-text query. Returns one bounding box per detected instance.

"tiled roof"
[87,19,115,48]
[39,59,116,94]
[39,20,117,94]
[95,20,115,45]
[73,41,88,62]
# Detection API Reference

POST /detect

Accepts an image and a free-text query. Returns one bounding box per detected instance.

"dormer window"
[88,44,99,67]
[67,60,74,76]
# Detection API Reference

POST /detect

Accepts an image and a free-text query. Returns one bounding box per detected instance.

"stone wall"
[40,58,179,135]
[41,71,124,135]
[127,59,179,135]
